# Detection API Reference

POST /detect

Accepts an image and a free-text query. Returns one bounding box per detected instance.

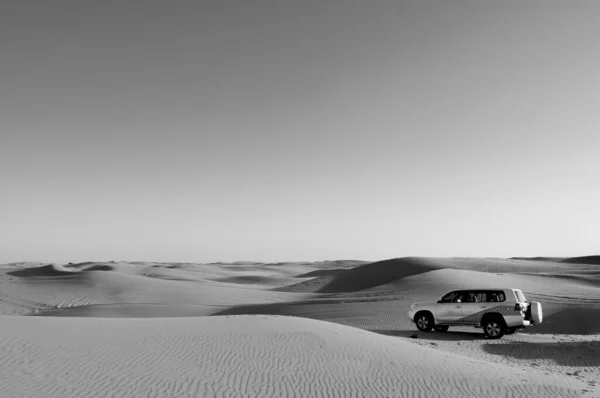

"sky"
[1,1,599,263]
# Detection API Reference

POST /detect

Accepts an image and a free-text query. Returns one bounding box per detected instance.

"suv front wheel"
[415,312,434,332]
[482,317,506,339]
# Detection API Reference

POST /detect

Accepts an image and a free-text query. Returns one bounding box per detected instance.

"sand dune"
[277,256,600,293]
[7,263,80,277]
[0,262,316,317]
[511,256,567,262]
[278,257,442,293]
[0,315,595,398]
[212,275,300,286]
[1,257,599,397]
[560,255,600,265]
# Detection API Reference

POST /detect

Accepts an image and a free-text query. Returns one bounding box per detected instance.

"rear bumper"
[507,319,531,328]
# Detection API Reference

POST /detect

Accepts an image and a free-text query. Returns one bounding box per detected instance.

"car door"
[459,291,489,324]
[436,291,464,323]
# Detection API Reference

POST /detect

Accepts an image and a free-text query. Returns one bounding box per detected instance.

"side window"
[462,291,481,302]
[486,291,506,302]
[464,292,487,302]
[440,291,461,303]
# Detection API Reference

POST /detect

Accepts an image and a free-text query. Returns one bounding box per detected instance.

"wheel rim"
[486,322,500,336]
[417,316,429,329]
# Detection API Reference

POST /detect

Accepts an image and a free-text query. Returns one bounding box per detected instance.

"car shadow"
[373,329,487,341]
[482,341,600,366]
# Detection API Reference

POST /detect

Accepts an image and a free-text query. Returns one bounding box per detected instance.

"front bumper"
[408,310,416,322]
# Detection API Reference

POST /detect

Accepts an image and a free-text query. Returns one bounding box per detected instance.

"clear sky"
[1,1,599,263]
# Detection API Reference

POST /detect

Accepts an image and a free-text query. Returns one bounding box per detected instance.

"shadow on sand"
[214,302,307,317]
[373,329,487,341]
[482,341,600,366]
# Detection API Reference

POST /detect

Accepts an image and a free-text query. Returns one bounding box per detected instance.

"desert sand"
[1,257,599,397]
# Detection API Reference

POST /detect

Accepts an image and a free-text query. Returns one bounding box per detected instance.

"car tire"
[530,301,543,324]
[415,312,434,332]
[482,317,506,339]
[434,325,449,332]
[505,327,517,335]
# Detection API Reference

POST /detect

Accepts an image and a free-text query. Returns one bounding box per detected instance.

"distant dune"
[278,257,442,293]
[1,257,599,397]
[7,263,80,277]
[511,256,567,262]
[277,256,599,293]
[560,255,600,265]
[510,255,600,265]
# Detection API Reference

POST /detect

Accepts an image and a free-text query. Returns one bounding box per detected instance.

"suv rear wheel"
[482,317,506,339]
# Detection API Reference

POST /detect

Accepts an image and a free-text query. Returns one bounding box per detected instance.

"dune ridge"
[560,255,600,265]
[7,263,80,277]
[277,257,442,293]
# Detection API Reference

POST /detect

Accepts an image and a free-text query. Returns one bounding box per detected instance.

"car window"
[462,291,484,303]
[461,292,474,302]
[475,292,486,302]
[514,290,527,302]
[486,291,506,302]
[440,291,461,303]
[453,293,465,302]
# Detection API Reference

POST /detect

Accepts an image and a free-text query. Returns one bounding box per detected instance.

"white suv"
[408,288,543,339]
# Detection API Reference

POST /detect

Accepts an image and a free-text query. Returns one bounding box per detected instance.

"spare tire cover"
[531,301,543,324]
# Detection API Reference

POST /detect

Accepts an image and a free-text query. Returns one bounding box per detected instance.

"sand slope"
[0,315,594,398]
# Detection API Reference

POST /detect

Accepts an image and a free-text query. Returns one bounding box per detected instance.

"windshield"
[514,289,527,302]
